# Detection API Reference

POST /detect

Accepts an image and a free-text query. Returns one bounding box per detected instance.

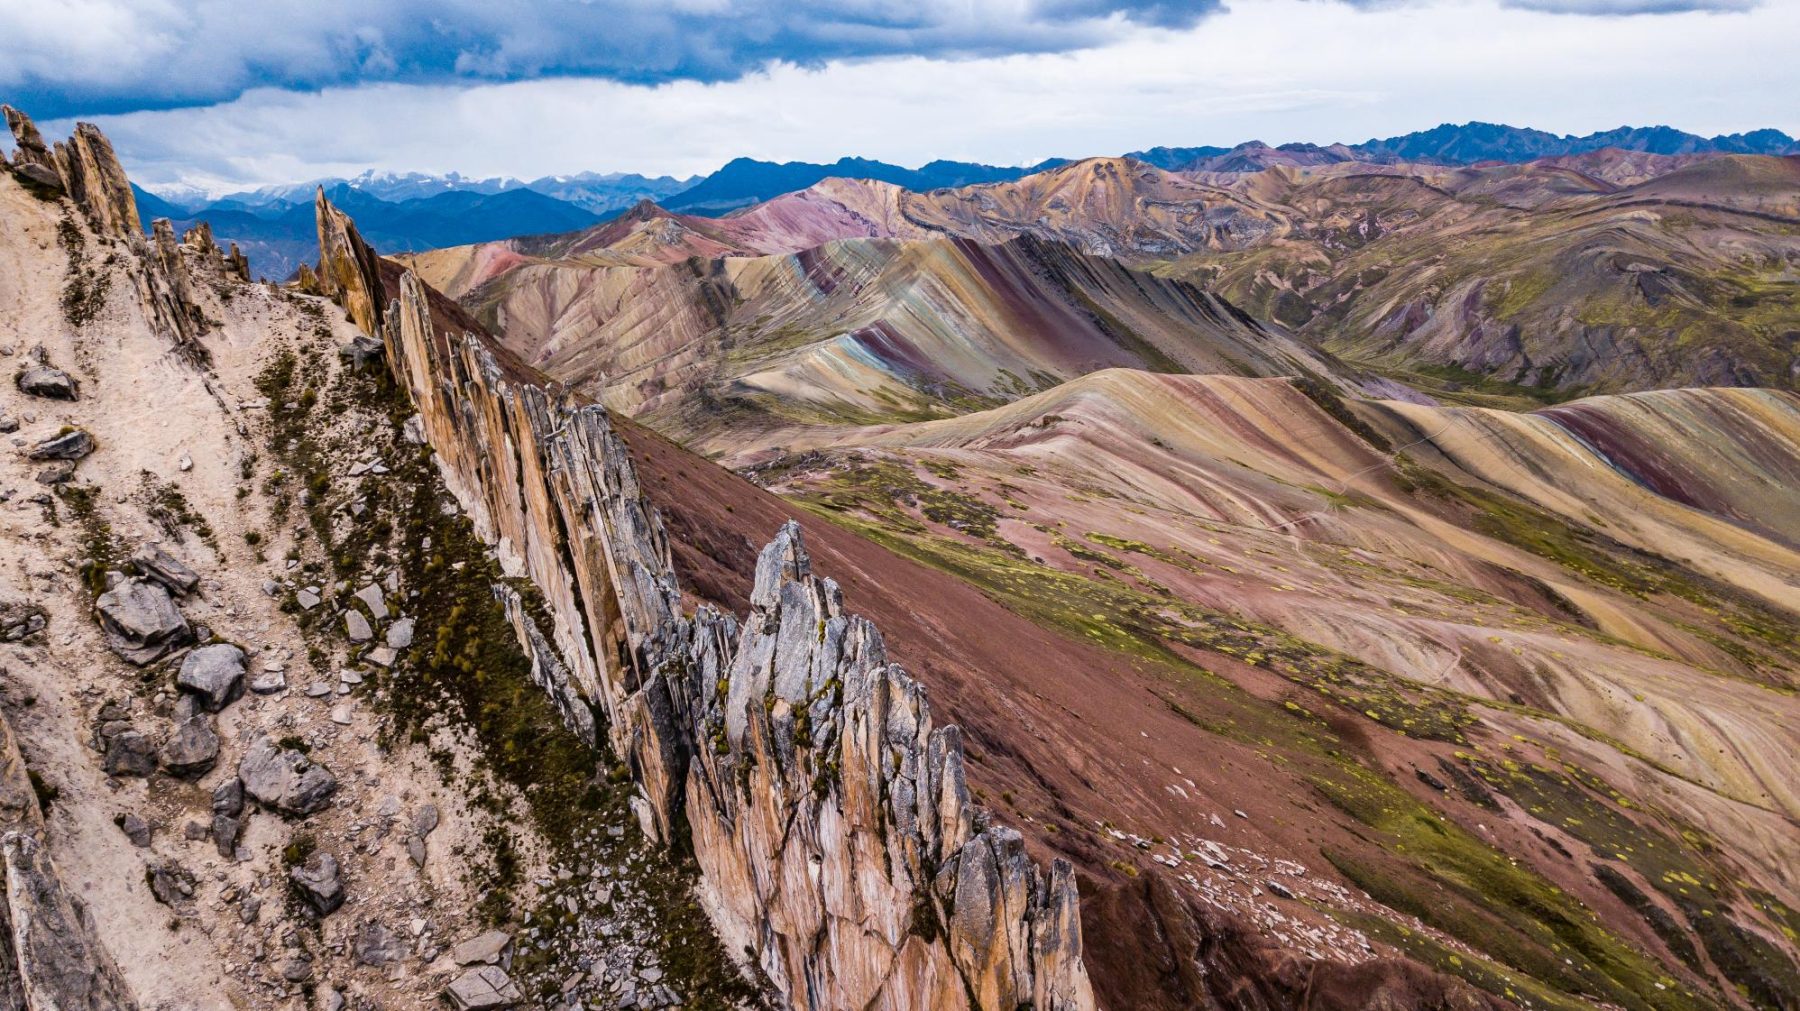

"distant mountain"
[1124,145,1230,170]
[133,182,605,280]
[662,156,1057,211]
[1352,121,1800,164]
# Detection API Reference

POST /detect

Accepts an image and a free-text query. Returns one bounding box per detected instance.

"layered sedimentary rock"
[0,710,137,1010]
[366,217,1094,1006]
[315,188,387,337]
[3,106,138,236]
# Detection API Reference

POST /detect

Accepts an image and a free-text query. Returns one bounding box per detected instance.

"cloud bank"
[0,0,1220,118]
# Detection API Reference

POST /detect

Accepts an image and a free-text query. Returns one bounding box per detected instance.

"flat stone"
[344,610,372,642]
[411,803,439,838]
[451,930,512,966]
[446,965,521,1010]
[366,646,396,667]
[354,921,409,966]
[296,589,320,610]
[329,704,352,726]
[305,682,332,697]
[353,583,388,620]
[175,644,246,711]
[116,812,152,847]
[249,671,287,694]
[385,617,414,649]
[130,543,199,595]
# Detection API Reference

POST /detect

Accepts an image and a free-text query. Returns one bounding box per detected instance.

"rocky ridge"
[343,197,1096,1008]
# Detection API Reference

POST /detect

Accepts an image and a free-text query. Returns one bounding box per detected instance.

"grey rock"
[14,161,63,192]
[131,543,199,595]
[33,461,74,485]
[15,364,77,400]
[323,986,346,1011]
[212,777,245,816]
[1265,879,1296,900]
[249,670,287,694]
[344,610,372,642]
[385,616,414,649]
[26,427,94,461]
[175,643,246,711]
[411,803,439,838]
[238,893,262,925]
[211,815,243,858]
[353,583,388,620]
[239,736,337,816]
[102,730,157,777]
[407,835,426,866]
[95,577,191,664]
[353,921,408,966]
[279,954,314,983]
[289,851,344,916]
[146,860,196,905]
[446,965,522,1010]
[116,812,152,847]
[159,715,220,777]
[451,930,511,965]
[296,589,321,610]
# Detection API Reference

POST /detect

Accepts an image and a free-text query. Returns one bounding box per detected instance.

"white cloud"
[40,0,1797,194]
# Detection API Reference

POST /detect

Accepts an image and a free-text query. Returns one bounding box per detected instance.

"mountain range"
[7,103,1800,1011]
[140,121,1800,281]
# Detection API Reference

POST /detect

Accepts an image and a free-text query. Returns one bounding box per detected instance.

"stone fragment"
[238,736,337,816]
[145,860,196,905]
[385,617,414,649]
[33,461,74,485]
[26,427,94,460]
[289,851,344,916]
[451,930,511,965]
[353,921,408,966]
[131,542,199,595]
[159,715,220,777]
[296,589,321,610]
[213,777,244,815]
[175,643,245,711]
[279,954,314,982]
[15,364,77,400]
[115,812,152,847]
[344,610,372,642]
[95,577,191,664]
[353,583,388,620]
[411,803,439,838]
[249,670,287,694]
[329,704,352,726]
[446,965,521,1010]
[103,730,157,778]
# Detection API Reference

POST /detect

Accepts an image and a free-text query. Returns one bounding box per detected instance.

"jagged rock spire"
[313,188,386,336]
[3,106,140,237]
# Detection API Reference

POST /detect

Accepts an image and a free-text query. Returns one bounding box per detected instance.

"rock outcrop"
[0,706,138,1009]
[4,105,138,236]
[357,208,1095,1008]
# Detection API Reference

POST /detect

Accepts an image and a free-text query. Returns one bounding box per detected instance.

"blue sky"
[3,0,1792,193]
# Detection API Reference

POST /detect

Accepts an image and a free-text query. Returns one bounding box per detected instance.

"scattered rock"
[102,730,157,778]
[176,452,192,472]
[115,812,152,847]
[238,736,338,816]
[407,835,426,866]
[353,583,388,620]
[95,577,191,664]
[329,704,352,726]
[451,930,511,966]
[1266,879,1296,900]
[15,364,77,400]
[159,715,220,777]
[344,610,372,642]
[296,589,320,610]
[385,617,414,649]
[26,427,94,461]
[0,599,47,642]
[289,851,345,916]
[130,543,199,595]
[212,777,244,816]
[279,954,314,983]
[175,643,246,711]
[249,669,287,694]
[366,646,396,667]
[33,460,75,485]
[446,965,522,1010]
[354,921,408,966]
[145,860,196,905]
[411,803,439,838]
[211,815,243,858]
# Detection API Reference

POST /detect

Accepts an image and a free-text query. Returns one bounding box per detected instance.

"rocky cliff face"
[349,198,1096,1009]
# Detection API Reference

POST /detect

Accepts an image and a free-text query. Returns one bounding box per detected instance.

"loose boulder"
[289,851,344,916]
[26,427,94,461]
[101,730,157,778]
[15,364,77,400]
[238,736,337,816]
[95,577,191,664]
[159,716,220,777]
[175,644,245,711]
